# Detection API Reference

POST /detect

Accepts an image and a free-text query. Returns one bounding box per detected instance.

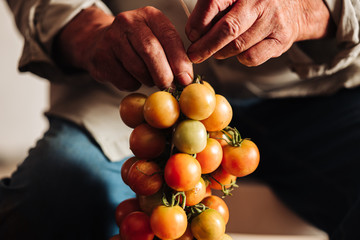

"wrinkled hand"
[58,6,193,91]
[185,0,331,66]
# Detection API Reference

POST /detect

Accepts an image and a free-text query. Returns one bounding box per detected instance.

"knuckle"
[237,51,261,67]
[141,6,160,16]
[220,16,241,38]
[232,37,247,53]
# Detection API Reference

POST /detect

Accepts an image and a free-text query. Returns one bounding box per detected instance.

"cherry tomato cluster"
[111,77,260,240]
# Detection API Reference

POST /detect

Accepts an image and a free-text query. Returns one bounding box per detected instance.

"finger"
[187,2,259,63]
[112,35,154,87]
[146,8,193,86]
[214,17,271,59]
[185,0,236,42]
[90,52,141,91]
[237,38,285,67]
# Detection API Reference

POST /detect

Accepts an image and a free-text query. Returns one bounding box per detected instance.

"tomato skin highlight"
[173,119,207,154]
[201,94,233,132]
[191,209,225,240]
[196,138,223,174]
[129,123,166,159]
[121,157,138,185]
[179,83,216,120]
[150,205,188,239]
[222,139,260,177]
[201,195,229,224]
[127,160,163,196]
[115,198,141,227]
[164,153,201,191]
[184,177,207,206]
[143,91,180,129]
[119,93,147,128]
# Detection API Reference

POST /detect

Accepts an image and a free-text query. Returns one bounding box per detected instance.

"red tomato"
[119,93,147,128]
[127,160,163,196]
[120,211,154,240]
[121,157,138,185]
[164,153,201,191]
[222,139,260,177]
[196,138,223,174]
[150,205,187,239]
[184,177,207,206]
[115,198,141,227]
[179,83,216,120]
[201,195,229,224]
[129,123,166,159]
[209,166,237,191]
[201,94,233,132]
[190,209,225,240]
[143,91,180,129]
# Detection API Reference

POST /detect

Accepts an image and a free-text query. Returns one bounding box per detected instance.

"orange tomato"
[201,94,233,132]
[222,139,260,177]
[209,166,237,191]
[196,138,223,174]
[143,91,180,129]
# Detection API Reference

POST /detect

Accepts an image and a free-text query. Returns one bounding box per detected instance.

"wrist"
[296,0,334,42]
[54,5,114,71]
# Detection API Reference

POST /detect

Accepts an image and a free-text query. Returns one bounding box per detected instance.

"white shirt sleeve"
[287,0,360,80]
[5,0,112,83]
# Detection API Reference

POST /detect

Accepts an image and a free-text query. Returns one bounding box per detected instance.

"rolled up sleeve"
[6,0,112,83]
[288,0,360,81]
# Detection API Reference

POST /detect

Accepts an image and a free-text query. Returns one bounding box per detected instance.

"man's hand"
[56,6,193,91]
[185,0,332,66]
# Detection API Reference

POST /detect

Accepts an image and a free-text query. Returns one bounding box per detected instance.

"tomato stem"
[208,175,238,197]
[221,126,243,147]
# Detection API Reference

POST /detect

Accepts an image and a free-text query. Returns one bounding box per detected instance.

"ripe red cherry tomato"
[115,198,141,227]
[222,139,260,177]
[164,153,201,191]
[196,138,223,174]
[120,211,154,240]
[121,157,138,185]
[129,123,166,159]
[127,160,163,196]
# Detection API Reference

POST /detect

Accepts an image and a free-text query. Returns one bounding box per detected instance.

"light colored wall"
[0,2,49,164]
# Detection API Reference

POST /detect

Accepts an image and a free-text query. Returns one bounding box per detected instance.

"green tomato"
[173,119,207,154]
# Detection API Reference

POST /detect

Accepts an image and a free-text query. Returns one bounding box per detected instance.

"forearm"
[54,5,114,70]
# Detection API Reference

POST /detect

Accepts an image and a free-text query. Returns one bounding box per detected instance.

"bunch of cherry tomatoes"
[111,77,260,240]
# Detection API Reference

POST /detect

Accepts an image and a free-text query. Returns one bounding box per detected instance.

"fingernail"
[176,72,193,85]
[188,30,200,42]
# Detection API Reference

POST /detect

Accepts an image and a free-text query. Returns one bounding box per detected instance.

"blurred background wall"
[0,1,49,167]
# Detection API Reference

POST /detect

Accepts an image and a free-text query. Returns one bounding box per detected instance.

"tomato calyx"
[162,191,186,209]
[206,174,238,197]
[221,126,245,147]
